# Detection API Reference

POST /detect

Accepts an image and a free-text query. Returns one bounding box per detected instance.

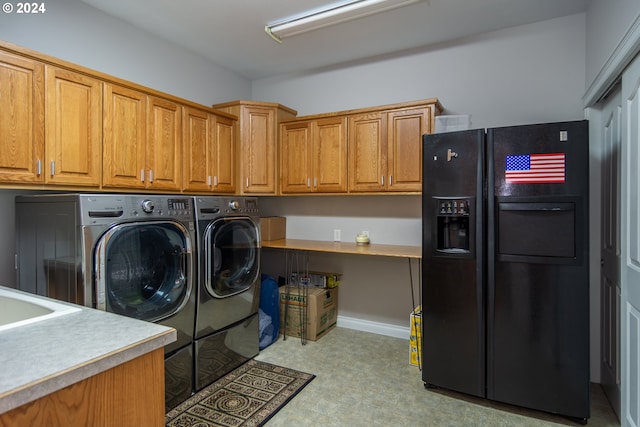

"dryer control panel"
[194,197,259,219]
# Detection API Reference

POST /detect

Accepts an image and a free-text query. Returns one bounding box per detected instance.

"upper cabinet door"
[45,66,102,187]
[0,51,44,183]
[348,112,387,192]
[313,117,347,193]
[212,114,236,193]
[386,108,429,192]
[281,121,313,194]
[147,96,181,191]
[103,83,147,188]
[182,106,213,192]
[242,106,276,194]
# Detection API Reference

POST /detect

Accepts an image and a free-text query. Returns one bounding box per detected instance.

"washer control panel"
[79,195,194,224]
[167,198,192,216]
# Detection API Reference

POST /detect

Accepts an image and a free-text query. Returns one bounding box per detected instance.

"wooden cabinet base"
[0,349,165,427]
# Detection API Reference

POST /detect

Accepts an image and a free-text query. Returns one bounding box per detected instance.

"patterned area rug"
[166,359,315,427]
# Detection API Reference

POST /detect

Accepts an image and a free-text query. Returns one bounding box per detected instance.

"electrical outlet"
[333,229,341,242]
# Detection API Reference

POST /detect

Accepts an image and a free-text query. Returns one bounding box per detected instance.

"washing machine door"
[204,217,260,298]
[94,221,192,322]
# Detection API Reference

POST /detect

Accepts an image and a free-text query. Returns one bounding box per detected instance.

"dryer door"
[204,217,260,298]
[95,221,192,322]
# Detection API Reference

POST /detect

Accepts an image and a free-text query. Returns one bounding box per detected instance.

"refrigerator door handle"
[499,202,574,212]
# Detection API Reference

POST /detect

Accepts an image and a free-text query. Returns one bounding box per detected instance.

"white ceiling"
[79,0,589,80]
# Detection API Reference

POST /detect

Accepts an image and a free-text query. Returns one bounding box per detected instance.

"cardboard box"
[409,306,422,367]
[260,217,286,241]
[290,271,342,288]
[279,286,338,341]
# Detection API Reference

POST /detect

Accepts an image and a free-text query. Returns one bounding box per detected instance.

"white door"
[621,52,640,427]
[600,84,622,419]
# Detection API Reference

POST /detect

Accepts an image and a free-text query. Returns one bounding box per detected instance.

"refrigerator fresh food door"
[422,129,485,397]
[487,121,590,421]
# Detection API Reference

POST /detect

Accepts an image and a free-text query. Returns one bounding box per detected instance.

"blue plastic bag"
[259,274,280,349]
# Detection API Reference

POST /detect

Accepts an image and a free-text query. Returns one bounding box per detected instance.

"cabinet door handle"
[389,175,393,186]
[380,175,384,186]
[50,161,55,176]
[36,159,42,176]
[148,169,154,183]
[307,178,311,187]
[207,176,212,186]
[213,176,218,186]
[314,178,317,188]
[246,178,249,188]
[140,169,145,182]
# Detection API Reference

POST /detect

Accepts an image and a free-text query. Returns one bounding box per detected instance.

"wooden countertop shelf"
[262,239,422,259]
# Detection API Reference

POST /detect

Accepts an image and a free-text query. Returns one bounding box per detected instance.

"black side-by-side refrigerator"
[421,121,590,422]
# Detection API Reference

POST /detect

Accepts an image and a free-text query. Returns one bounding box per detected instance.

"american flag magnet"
[505,153,565,184]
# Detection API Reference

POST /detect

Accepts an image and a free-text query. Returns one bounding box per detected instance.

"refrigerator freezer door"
[422,129,485,397]
[486,121,590,420]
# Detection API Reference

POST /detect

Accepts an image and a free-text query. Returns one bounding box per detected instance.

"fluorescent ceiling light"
[265,0,422,43]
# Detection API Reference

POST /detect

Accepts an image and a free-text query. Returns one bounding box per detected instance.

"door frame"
[584,8,640,425]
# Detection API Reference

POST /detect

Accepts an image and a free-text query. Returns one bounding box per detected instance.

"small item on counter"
[355,232,370,245]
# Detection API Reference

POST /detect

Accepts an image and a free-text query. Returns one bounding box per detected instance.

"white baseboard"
[337,315,410,340]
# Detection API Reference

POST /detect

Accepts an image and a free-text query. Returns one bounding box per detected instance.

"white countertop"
[0,287,176,414]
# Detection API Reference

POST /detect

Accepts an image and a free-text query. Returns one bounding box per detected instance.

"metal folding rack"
[282,250,310,345]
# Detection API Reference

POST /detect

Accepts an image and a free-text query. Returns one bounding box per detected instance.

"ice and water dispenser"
[435,197,472,254]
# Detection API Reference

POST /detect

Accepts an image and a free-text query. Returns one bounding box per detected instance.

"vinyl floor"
[255,327,620,426]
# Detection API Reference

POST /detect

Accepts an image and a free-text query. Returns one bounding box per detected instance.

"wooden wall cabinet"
[103,84,182,190]
[0,42,442,196]
[182,106,236,193]
[281,117,348,194]
[283,99,442,195]
[0,41,246,193]
[349,101,442,193]
[45,66,102,187]
[213,101,297,195]
[0,50,44,184]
